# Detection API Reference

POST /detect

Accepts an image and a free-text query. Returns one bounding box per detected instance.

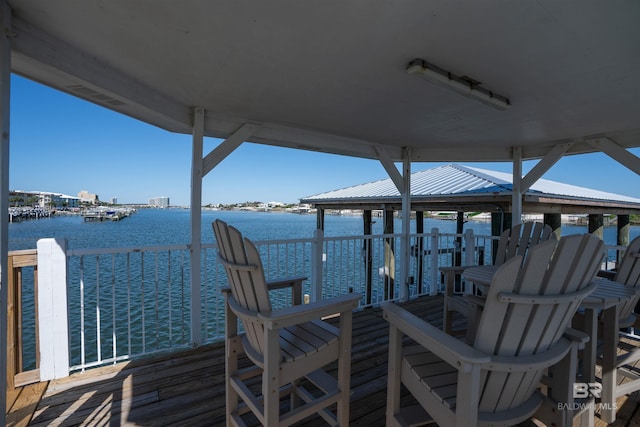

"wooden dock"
[81,209,134,222]
[7,295,640,426]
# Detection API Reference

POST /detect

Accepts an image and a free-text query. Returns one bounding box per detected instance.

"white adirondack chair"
[605,235,640,329]
[442,222,555,335]
[591,235,640,420]
[384,234,603,427]
[213,220,361,426]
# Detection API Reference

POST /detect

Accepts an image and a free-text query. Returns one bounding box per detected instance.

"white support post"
[190,107,204,346]
[311,229,324,302]
[512,147,523,225]
[400,148,411,301]
[37,238,70,380]
[430,228,439,295]
[0,1,11,420]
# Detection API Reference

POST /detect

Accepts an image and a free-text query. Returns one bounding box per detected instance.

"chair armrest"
[260,292,361,330]
[266,275,306,290]
[440,266,468,296]
[489,336,575,372]
[597,269,617,280]
[464,294,486,308]
[382,301,490,366]
[439,266,467,274]
[632,312,640,329]
[267,275,306,305]
[563,327,590,347]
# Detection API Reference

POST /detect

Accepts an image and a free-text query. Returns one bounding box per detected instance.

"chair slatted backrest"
[614,236,640,322]
[475,234,603,413]
[214,220,271,357]
[494,222,554,266]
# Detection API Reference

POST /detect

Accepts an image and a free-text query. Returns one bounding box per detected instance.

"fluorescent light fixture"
[407,59,511,111]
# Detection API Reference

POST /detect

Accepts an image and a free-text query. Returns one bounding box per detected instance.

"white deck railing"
[27,229,627,377]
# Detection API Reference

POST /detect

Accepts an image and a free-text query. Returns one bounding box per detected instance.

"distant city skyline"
[9,75,640,207]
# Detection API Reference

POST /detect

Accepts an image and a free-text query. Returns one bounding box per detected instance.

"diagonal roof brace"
[374,146,404,193]
[586,137,640,175]
[520,142,574,192]
[202,123,260,177]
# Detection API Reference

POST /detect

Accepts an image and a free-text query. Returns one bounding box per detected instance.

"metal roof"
[301,164,640,214]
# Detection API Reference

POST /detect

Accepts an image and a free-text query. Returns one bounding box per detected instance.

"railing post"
[37,238,70,380]
[464,229,475,267]
[311,229,324,302]
[429,228,439,295]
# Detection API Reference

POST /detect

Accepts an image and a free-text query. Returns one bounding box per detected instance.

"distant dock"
[81,208,136,222]
[8,207,52,222]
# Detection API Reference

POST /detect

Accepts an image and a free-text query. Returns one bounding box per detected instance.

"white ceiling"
[7,1,640,162]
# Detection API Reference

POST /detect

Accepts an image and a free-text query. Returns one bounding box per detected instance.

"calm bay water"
[8,208,640,251]
[9,209,640,370]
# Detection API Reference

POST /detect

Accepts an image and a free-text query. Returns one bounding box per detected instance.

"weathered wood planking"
[7,295,640,426]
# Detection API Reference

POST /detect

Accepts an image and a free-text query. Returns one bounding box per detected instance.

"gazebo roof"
[301,164,640,214]
[7,1,640,163]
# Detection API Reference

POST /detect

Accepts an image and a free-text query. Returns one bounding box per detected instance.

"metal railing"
[62,229,499,371]
[13,230,630,376]
[66,244,192,371]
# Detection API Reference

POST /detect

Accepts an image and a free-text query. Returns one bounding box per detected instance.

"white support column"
[512,147,523,226]
[190,107,204,345]
[37,238,70,380]
[0,1,11,420]
[400,148,411,301]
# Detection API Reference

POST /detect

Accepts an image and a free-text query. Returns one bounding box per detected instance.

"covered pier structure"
[302,163,640,246]
[0,2,640,425]
[302,163,640,300]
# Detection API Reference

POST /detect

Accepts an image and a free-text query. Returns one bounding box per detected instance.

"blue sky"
[9,74,640,206]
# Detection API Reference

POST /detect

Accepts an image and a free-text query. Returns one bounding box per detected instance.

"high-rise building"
[149,197,170,208]
[78,190,99,204]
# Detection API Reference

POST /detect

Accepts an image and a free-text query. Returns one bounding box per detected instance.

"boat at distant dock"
[81,207,136,222]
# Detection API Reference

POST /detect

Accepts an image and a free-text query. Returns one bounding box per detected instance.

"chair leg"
[226,336,242,425]
[386,325,403,426]
[600,305,618,423]
[337,311,354,425]
[455,365,482,427]
[443,270,455,333]
[265,329,281,426]
[466,301,481,342]
[291,379,302,410]
[546,341,580,427]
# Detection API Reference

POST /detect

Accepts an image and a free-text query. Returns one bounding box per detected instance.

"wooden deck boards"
[7,295,640,426]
